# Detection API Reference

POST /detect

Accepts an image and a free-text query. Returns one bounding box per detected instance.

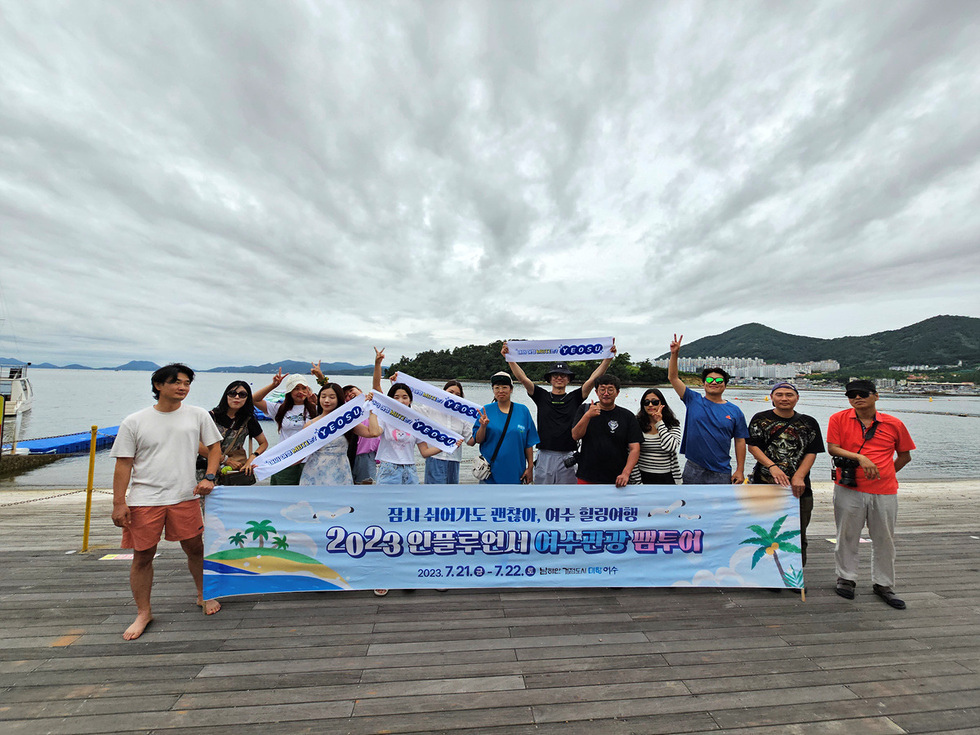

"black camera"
[563,452,580,468]
[833,457,860,488]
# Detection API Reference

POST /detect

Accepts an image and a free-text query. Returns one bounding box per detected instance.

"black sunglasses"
[642,399,662,406]
[227,390,249,399]
[845,390,872,399]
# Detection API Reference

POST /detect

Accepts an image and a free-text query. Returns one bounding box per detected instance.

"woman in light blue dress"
[300,383,381,486]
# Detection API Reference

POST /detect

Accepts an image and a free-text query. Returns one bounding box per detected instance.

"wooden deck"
[1,482,979,735]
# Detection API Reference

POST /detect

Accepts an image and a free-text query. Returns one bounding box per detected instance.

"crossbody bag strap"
[488,404,514,465]
[215,410,251,459]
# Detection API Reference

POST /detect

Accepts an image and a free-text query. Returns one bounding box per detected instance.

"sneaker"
[835,577,856,599]
[873,584,906,610]
[373,589,388,597]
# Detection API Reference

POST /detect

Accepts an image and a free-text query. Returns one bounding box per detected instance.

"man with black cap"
[827,380,915,609]
[747,382,824,566]
[501,342,615,484]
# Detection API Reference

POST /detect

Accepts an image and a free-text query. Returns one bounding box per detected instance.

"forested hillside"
[387,341,668,384]
[660,316,980,369]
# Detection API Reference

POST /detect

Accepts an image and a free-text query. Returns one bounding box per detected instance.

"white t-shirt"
[111,404,222,506]
[265,401,313,441]
[376,426,423,465]
[416,406,472,462]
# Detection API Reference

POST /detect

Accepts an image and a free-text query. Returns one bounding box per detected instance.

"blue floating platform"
[2,426,119,455]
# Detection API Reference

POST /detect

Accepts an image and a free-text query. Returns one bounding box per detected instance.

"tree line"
[386,341,669,385]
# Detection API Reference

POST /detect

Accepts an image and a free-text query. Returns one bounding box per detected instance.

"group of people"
[109,336,915,640]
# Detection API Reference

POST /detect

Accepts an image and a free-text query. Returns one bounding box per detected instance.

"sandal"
[835,577,856,600]
[873,584,906,610]
[373,589,388,597]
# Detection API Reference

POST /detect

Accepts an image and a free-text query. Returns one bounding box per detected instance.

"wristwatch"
[204,473,216,482]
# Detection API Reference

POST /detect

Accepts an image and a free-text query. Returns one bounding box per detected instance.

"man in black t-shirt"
[571,374,642,486]
[502,342,615,484]
[747,382,824,566]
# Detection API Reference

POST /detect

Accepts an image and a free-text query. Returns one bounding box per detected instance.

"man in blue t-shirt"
[668,333,748,484]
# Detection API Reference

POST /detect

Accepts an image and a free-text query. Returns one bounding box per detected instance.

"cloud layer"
[2,1,978,368]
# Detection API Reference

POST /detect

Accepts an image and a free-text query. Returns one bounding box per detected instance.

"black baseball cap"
[844,379,877,395]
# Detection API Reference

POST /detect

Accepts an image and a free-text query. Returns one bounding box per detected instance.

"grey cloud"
[1,1,977,367]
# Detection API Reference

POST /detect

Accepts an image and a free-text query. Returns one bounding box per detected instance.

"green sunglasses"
[704,377,726,384]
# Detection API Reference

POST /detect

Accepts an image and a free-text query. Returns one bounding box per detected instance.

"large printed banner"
[367,392,462,451]
[249,396,368,481]
[203,483,803,598]
[392,372,483,422]
[505,337,615,362]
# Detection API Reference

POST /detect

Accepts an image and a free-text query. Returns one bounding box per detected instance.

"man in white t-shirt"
[110,363,223,640]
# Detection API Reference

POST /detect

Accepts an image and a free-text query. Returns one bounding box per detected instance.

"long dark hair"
[443,379,464,397]
[275,385,317,430]
[316,382,356,449]
[315,383,346,416]
[213,380,254,429]
[636,388,679,431]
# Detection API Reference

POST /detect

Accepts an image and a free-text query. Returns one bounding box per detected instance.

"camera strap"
[855,415,880,455]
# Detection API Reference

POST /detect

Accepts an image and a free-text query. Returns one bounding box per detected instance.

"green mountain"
[660,316,980,369]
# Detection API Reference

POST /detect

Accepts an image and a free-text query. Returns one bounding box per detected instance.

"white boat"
[1,363,34,416]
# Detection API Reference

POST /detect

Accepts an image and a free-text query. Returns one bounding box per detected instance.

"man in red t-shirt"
[827,380,915,609]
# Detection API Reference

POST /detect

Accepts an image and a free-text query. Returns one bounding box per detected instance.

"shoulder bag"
[472,405,513,481]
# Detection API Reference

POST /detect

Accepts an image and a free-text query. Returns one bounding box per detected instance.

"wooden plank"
[1,489,979,735]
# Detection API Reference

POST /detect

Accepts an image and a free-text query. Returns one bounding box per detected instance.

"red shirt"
[827,410,915,495]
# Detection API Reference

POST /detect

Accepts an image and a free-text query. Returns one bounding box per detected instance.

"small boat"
[1,363,34,416]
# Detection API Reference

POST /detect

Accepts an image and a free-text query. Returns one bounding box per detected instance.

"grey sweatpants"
[833,484,898,588]
[535,449,577,485]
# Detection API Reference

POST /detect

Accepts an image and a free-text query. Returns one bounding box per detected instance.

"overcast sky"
[1,1,978,369]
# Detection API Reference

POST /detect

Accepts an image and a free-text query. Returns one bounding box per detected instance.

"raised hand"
[500,342,509,356]
[585,400,601,419]
[669,334,683,355]
[374,346,385,364]
[478,408,490,427]
[271,368,285,387]
[311,361,325,381]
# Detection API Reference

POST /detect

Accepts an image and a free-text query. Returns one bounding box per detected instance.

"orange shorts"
[121,498,204,551]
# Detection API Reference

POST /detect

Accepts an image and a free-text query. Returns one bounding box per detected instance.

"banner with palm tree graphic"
[202,482,802,597]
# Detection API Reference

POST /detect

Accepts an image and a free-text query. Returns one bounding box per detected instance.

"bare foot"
[123,612,153,640]
[198,598,221,615]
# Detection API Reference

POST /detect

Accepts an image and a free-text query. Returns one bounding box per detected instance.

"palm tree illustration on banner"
[272,535,289,550]
[740,515,802,588]
[228,532,248,548]
[245,520,277,548]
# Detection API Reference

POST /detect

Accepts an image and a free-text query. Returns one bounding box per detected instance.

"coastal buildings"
[651,356,840,379]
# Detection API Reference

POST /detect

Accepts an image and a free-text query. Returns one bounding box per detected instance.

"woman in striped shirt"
[634,388,682,484]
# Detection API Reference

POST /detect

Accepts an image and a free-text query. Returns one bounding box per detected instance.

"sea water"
[2,368,978,489]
